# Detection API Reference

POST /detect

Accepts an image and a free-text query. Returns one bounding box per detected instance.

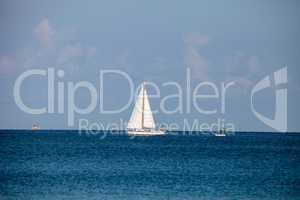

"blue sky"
[0,0,299,131]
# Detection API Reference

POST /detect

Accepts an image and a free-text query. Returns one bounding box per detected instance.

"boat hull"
[214,134,226,137]
[127,130,165,136]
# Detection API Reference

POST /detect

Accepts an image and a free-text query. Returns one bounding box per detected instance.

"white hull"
[214,133,226,137]
[127,130,165,136]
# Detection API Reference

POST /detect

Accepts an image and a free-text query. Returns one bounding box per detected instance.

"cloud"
[87,47,97,58]
[247,55,260,74]
[232,77,253,90]
[57,44,84,65]
[224,52,261,89]
[23,18,97,73]
[225,52,260,76]
[183,33,262,91]
[183,33,210,80]
[184,46,209,80]
[33,18,55,47]
[0,56,16,75]
[57,44,97,65]
[184,33,210,46]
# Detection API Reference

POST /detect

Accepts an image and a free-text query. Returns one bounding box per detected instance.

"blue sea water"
[0,131,299,200]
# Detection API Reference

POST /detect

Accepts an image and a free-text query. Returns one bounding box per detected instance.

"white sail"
[142,88,155,129]
[127,85,144,129]
[127,83,155,130]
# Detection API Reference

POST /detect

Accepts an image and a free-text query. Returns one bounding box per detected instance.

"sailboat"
[31,124,40,131]
[127,82,165,136]
[213,128,227,137]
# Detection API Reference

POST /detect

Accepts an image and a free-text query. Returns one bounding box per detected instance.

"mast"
[141,83,145,128]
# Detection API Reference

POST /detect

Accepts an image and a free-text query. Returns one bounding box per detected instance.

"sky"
[0,0,299,132]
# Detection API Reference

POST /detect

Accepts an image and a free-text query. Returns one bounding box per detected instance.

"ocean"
[0,131,299,200]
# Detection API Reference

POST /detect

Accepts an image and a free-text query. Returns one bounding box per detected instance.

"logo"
[251,67,287,132]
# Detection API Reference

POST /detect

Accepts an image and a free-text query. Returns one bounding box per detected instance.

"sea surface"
[0,130,299,200]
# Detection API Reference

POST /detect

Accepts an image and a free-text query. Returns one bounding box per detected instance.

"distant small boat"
[127,82,165,136]
[32,124,40,131]
[214,133,226,137]
[213,128,227,137]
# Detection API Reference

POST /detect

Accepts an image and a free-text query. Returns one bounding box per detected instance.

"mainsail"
[127,83,155,129]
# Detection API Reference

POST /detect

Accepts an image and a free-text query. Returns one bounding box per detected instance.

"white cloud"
[23,19,98,72]
[87,47,97,58]
[247,56,260,74]
[184,33,210,46]
[224,52,261,90]
[0,56,16,74]
[184,46,209,80]
[33,18,55,47]
[183,33,262,91]
[57,44,84,65]
[183,33,210,80]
